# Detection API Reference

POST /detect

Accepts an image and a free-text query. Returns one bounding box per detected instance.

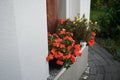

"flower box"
[47,44,88,80]
[47,16,99,80]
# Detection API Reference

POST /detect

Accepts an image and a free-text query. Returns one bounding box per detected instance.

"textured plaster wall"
[0,0,49,80]
[80,0,91,19]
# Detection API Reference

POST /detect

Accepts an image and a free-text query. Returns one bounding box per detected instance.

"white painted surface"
[54,46,88,80]
[13,0,49,80]
[69,0,80,20]
[53,44,87,80]
[0,1,21,80]
[0,0,49,80]
[80,0,91,19]
[58,0,91,20]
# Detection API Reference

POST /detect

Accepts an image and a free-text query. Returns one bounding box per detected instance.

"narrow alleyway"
[79,43,120,80]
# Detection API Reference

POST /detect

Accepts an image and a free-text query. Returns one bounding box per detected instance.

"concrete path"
[79,43,120,80]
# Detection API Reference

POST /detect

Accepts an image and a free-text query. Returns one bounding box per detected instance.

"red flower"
[62,56,67,60]
[67,46,72,50]
[53,33,58,37]
[51,48,56,54]
[46,54,54,61]
[87,39,95,46]
[63,36,74,42]
[74,49,81,56]
[70,55,75,64]
[56,60,64,65]
[54,53,59,58]
[60,44,65,48]
[58,52,63,57]
[70,32,73,37]
[53,42,60,47]
[46,30,83,68]
[90,36,95,40]
[58,19,66,24]
[74,44,81,50]
[54,38,62,43]
[48,33,52,37]
[60,30,66,35]
[91,32,96,37]
[66,53,71,59]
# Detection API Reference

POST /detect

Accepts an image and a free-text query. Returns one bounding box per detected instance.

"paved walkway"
[79,43,120,80]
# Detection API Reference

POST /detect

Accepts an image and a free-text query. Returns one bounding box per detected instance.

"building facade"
[0,0,90,80]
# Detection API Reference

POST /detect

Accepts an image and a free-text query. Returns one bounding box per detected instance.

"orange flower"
[53,42,59,47]
[74,49,81,56]
[66,53,71,59]
[70,55,75,64]
[60,44,65,48]
[58,19,66,24]
[60,30,66,35]
[46,54,54,61]
[62,56,67,60]
[87,39,95,46]
[48,33,52,37]
[91,32,96,37]
[90,36,95,40]
[70,32,73,37]
[63,36,74,42]
[67,46,72,50]
[53,33,58,37]
[79,53,82,56]
[56,60,64,65]
[74,44,81,50]
[51,48,56,54]
[58,52,63,57]
[54,53,59,58]
[54,38,62,43]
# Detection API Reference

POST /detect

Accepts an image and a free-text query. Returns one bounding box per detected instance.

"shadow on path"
[79,43,120,80]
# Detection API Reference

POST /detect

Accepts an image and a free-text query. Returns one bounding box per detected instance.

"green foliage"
[91,0,120,62]
[91,0,108,10]
[57,16,100,43]
[91,0,120,40]
[97,38,120,62]
[114,48,120,61]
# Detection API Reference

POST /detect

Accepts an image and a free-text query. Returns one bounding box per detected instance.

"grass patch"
[90,9,106,21]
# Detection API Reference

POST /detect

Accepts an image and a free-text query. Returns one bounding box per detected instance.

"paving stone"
[96,65,105,74]
[104,66,118,73]
[93,60,102,66]
[105,59,115,65]
[98,59,108,66]
[88,62,96,68]
[112,73,120,80]
[95,74,104,80]
[88,75,96,80]
[113,60,120,66]
[105,73,112,80]
[89,67,97,75]
[80,43,120,80]
[99,47,113,58]
[88,53,96,61]
[94,54,103,60]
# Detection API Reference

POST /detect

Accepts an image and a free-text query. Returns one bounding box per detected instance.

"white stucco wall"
[0,1,21,80]
[69,0,80,20]
[80,0,91,19]
[58,0,91,20]
[0,0,49,80]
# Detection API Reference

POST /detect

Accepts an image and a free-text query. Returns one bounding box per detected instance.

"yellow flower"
[62,28,66,31]
[73,21,76,24]
[95,22,97,24]
[79,19,82,22]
